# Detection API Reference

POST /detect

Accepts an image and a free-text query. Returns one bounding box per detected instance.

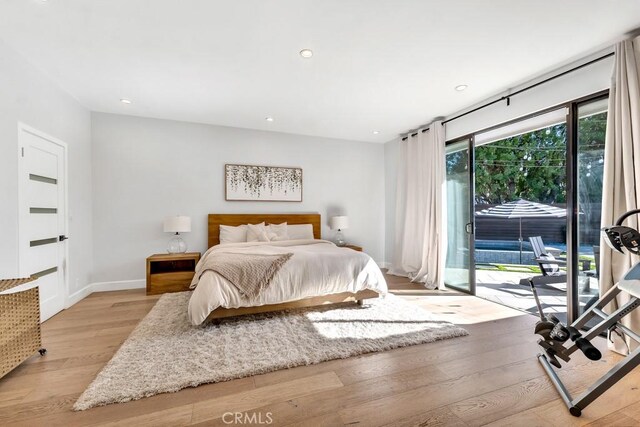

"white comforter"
[188,239,388,325]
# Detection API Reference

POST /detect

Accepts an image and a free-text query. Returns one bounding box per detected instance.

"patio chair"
[584,246,600,279]
[582,245,600,295]
[519,236,567,287]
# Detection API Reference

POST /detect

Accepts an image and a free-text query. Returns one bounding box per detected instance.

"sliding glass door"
[576,97,608,318]
[443,91,608,323]
[444,138,475,294]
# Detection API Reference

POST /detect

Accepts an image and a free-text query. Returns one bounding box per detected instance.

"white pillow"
[219,224,247,244]
[268,222,290,241]
[287,224,314,240]
[247,223,276,242]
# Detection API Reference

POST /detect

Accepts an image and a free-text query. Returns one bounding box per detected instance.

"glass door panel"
[445,138,475,294]
[473,110,567,319]
[577,98,608,317]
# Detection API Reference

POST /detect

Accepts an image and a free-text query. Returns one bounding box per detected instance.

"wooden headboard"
[208,213,321,247]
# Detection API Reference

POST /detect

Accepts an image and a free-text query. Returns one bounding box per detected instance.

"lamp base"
[335,230,346,247]
[167,234,187,254]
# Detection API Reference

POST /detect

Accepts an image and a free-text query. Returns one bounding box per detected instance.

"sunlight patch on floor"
[394,293,530,325]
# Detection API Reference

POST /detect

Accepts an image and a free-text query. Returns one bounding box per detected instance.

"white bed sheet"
[188,239,388,325]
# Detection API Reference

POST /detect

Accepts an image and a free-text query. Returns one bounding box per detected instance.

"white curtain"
[600,36,640,345]
[389,121,446,289]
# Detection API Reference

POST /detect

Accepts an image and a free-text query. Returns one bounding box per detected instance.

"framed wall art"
[225,164,303,202]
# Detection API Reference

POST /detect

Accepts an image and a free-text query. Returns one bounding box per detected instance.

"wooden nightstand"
[344,244,363,252]
[146,252,201,295]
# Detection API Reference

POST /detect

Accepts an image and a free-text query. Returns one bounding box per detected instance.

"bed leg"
[357,299,364,306]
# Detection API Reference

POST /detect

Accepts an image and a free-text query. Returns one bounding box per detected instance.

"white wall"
[384,140,399,267]
[0,40,92,298]
[91,113,385,283]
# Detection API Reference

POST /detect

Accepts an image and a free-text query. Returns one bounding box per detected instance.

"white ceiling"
[1,1,639,143]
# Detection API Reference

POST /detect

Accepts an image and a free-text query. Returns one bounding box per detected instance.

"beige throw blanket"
[190,252,293,298]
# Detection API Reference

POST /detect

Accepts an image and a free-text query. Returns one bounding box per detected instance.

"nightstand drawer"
[148,271,194,295]
[149,259,196,275]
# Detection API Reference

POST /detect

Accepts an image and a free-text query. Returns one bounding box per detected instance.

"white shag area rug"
[74,292,468,411]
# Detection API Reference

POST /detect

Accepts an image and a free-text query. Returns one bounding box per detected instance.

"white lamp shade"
[164,216,191,233]
[329,216,349,230]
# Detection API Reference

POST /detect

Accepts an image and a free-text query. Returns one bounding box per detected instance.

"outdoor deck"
[476,270,599,323]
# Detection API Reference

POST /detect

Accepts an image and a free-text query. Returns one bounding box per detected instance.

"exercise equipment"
[531,208,640,417]
[602,208,640,255]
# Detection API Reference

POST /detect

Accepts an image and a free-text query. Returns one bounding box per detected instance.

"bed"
[187,213,387,325]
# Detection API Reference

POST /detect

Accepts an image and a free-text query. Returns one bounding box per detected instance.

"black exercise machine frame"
[532,208,640,417]
[533,278,640,416]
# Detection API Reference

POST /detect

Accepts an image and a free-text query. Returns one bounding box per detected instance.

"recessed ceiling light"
[455,84,468,92]
[372,130,380,135]
[265,117,274,122]
[120,98,132,104]
[299,49,313,58]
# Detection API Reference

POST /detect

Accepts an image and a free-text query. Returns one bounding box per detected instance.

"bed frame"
[208,213,322,247]
[204,213,379,321]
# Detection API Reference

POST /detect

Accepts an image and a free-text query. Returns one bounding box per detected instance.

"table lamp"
[164,215,191,253]
[329,216,349,247]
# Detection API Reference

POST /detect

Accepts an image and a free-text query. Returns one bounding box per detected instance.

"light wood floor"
[1,274,639,426]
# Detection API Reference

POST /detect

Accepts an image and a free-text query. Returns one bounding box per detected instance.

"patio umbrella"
[475,199,567,263]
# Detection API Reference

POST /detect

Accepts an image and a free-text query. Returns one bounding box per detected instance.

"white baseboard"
[65,279,146,309]
[66,285,93,308]
[91,279,145,293]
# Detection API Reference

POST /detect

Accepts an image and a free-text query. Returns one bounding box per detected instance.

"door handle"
[59,235,69,242]
[465,223,474,234]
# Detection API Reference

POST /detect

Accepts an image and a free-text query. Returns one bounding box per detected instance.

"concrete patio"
[476,269,599,323]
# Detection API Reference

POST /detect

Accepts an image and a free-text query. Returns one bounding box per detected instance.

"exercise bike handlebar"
[602,209,640,254]
[616,209,640,226]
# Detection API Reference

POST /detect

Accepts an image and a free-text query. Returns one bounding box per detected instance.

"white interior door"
[18,124,68,322]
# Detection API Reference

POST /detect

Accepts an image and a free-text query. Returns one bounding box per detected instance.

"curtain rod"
[401,51,614,141]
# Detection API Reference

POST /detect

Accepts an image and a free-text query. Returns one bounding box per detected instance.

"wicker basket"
[0,277,44,379]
